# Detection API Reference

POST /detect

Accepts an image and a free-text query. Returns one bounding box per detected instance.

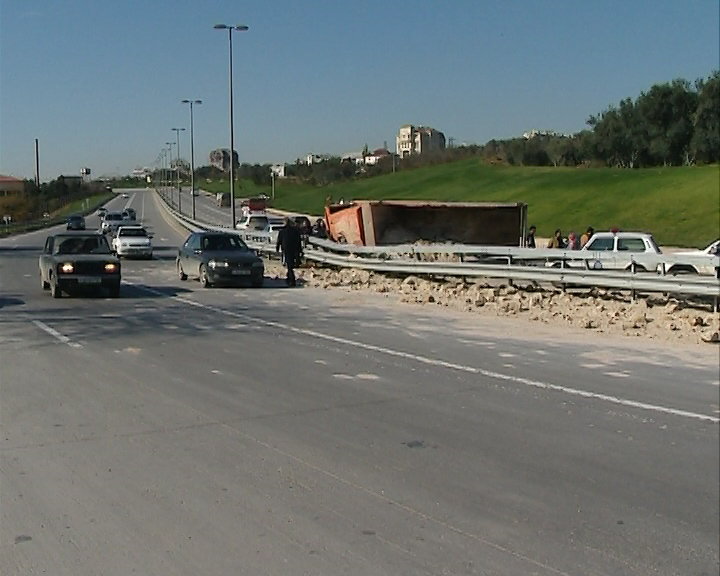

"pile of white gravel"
[263,260,720,346]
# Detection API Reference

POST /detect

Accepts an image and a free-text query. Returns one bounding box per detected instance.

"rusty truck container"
[325,200,528,247]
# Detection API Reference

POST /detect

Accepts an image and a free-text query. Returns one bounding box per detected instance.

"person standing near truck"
[276,217,303,287]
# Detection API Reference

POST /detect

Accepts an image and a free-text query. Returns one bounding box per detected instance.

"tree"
[691,71,720,163]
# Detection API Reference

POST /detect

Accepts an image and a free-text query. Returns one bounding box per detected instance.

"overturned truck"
[324,200,528,247]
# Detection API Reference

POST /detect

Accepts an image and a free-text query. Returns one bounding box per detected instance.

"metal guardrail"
[155,190,720,304]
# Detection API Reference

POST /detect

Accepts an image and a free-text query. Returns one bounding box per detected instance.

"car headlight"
[60,262,74,273]
[208,260,229,268]
[104,263,118,272]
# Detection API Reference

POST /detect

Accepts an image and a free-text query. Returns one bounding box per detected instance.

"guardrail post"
[630,261,637,301]
[508,256,513,287]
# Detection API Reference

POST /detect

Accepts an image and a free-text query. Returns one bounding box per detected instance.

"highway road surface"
[1,188,718,575]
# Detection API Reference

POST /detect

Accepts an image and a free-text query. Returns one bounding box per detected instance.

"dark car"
[39,232,121,298]
[122,207,137,221]
[66,214,86,230]
[176,231,264,288]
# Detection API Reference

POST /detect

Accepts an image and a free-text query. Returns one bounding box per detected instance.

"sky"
[0,0,718,181]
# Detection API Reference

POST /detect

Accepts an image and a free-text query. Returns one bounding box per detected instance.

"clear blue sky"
[1,0,718,181]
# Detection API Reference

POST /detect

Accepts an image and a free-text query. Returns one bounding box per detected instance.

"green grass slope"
[264,161,718,247]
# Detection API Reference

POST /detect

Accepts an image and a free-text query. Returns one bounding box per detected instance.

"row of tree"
[113,70,720,203]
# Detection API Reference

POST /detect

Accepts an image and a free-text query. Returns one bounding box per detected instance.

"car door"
[40,237,53,281]
[184,234,202,278]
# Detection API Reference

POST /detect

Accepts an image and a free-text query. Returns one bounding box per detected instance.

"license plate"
[231,269,250,275]
[79,277,102,284]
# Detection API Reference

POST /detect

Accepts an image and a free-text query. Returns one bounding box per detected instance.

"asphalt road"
[1,188,718,575]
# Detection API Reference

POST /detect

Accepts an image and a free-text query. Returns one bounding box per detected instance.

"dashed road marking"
[32,320,82,348]
[125,282,720,424]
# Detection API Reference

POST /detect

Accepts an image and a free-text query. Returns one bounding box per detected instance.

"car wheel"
[109,284,120,298]
[177,261,187,281]
[51,279,62,299]
[251,277,264,288]
[625,264,647,273]
[199,264,211,288]
[41,273,50,291]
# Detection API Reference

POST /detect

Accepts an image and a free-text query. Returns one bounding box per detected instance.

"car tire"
[251,277,264,288]
[199,264,211,288]
[177,261,187,281]
[41,274,50,291]
[625,264,647,273]
[109,284,120,298]
[51,280,62,299]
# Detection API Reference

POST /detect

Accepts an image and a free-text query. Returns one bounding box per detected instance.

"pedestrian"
[567,231,578,250]
[580,226,594,248]
[526,225,537,248]
[547,228,566,249]
[276,217,303,287]
[312,218,328,239]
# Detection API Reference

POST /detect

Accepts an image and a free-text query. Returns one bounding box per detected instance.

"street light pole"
[215,23,248,229]
[182,99,202,219]
[172,127,185,214]
[166,141,175,207]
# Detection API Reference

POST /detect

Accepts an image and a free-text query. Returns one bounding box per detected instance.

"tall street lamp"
[214,23,248,228]
[172,127,185,214]
[182,99,202,219]
[166,141,175,207]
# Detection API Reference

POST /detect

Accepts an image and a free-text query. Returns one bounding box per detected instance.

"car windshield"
[107,213,123,221]
[54,236,112,255]
[201,235,248,251]
[68,215,82,222]
[118,228,147,237]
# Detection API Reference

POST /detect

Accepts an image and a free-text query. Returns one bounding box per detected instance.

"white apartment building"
[396,125,446,157]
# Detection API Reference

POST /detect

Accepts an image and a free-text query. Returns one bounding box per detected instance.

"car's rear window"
[118,228,147,237]
[54,236,111,255]
[617,238,646,252]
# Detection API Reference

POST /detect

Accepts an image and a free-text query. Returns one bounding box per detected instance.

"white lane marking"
[124,193,137,210]
[126,283,720,424]
[498,352,516,358]
[32,320,82,348]
[605,372,630,378]
[356,373,379,380]
[333,373,354,380]
[141,191,146,222]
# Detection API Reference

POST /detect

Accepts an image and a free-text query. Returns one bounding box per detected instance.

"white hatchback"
[112,225,153,259]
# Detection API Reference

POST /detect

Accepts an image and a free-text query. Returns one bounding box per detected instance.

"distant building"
[0,175,24,197]
[341,152,365,165]
[305,153,330,165]
[522,129,572,139]
[364,148,391,166]
[396,125,446,157]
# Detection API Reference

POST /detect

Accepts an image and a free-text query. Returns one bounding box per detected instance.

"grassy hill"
[202,161,719,247]
[199,159,720,247]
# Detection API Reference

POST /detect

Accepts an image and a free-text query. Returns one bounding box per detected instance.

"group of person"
[525,226,595,250]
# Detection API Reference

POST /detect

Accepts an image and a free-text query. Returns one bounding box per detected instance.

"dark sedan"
[66,214,86,230]
[176,232,264,288]
[39,232,121,298]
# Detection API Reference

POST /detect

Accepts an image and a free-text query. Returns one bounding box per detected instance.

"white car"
[548,231,663,272]
[580,231,663,271]
[667,240,720,276]
[112,225,153,259]
[101,212,125,235]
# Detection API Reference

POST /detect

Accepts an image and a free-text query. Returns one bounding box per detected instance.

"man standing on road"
[276,217,303,287]
[580,226,594,248]
[525,225,537,248]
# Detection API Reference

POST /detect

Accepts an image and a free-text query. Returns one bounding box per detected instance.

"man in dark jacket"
[276,218,303,286]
